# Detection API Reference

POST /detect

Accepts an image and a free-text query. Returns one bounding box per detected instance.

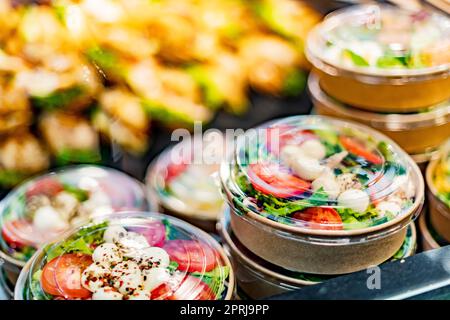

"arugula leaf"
[167,261,179,273]
[191,266,230,299]
[313,129,343,157]
[62,184,89,202]
[343,49,370,67]
[376,55,406,68]
[45,221,108,262]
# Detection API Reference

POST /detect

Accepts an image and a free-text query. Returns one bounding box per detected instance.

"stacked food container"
[305,4,450,172]
[219,115,424,298]
[421,139,450,250]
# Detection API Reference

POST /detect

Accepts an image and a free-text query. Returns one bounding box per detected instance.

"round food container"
[0,165,153,284]
[15,212,234,300]
[146,132,228,232]
[418,211,440,251]
[426,139,450,242]
[219,207,416,299]
[308,72,450,155]
[306,4,450,112]
[220,115,424,274]
[0,265,14,300]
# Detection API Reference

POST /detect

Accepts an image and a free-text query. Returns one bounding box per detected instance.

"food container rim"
[306,4,450,81]
[14,211,235,300]
[308,73,450,130]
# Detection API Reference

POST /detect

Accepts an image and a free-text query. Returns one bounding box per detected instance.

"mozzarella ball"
[103,225,128,243]
[336,173,359,192]
[92,243,122,267]
[118,232,150,257]
[81,263,110,292]
[280,145,303,159]
[92,287,123,300]
[136,247,171,269]
[376,201,402,217]
[128,290,151,300]
[312,171,340,199]
[392,175,415,199]
[142,267,171,292]
[33,205,68,233]
[288,156,325,181]
[111,261,142,295]
[338,189,370,213]
[52,191,79,221]
[299,140,326,160]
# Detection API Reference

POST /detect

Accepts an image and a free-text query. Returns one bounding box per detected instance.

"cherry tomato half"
[248,162,310,198]
[339,136,383,165]
[41,253,92,299]
[1,219,37,248]
[266,125,316,156]
[163,240,217,273]
[26,178,64,199]
[293,207,343,230]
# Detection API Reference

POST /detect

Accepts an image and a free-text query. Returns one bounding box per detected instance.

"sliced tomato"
[151,276,215,300]
[293,207,343,230]
[42,253,93,299]
[248,162,310,198]
[163,240,217,273]
[1,219,36,248]
[128,221,166,247]
[266,125,316,156]
[26,177,64,199]
[151,283,173,300]
[169,275,215,300]
[339,136,383,165]
[166,162,188,182]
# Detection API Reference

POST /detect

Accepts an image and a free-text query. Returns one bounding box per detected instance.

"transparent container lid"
[429,139,450,208]
[222,116,423,234]
[16,212,233,300]
[146,132,228,221]
[306,4,450,77]
[0,165,152,266]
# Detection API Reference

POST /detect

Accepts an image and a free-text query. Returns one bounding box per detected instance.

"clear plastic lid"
[219,207,416,285]
[429,139,450,208]
[146,132,228,221]
[15,212,233,300]
[306,4,450,77]
[221,116,423,234]
[0,165,152,266]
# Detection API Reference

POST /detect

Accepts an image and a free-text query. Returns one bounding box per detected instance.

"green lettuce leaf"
[191,266,230,299]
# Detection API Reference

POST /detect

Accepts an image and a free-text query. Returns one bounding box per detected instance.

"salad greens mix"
[317,6,450,70]
[22,214,231,300]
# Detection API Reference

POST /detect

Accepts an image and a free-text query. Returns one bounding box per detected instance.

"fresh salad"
[0,166,149,263]
[311,5,450,70]
[224,116,417,230]
[432,141,450,208]
[149,133,227,220]
[19,213,231,300]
